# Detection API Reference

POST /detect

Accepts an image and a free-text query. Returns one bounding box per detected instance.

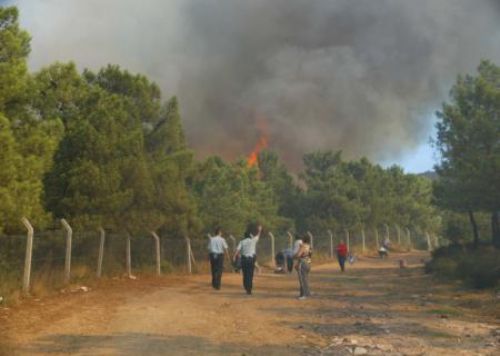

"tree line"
[1,7,499,249]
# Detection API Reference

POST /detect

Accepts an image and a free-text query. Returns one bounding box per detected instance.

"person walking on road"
[336,239,348,272]
[294,234,312,300]
[234,223,262,295]
[208,227,230,290]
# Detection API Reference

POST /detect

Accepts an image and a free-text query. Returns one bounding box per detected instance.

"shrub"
[425,257,459,279]
[428,244,500,289]
[456,247,500,289]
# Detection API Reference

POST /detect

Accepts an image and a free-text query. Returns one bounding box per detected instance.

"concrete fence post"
[229,235,236,253]
[126,232,132,278]
[434,235,439,249]
[97,227,105,278]
[344,229,350,252]
[361,228,366,253]
[151,231,161,276]
[21,217,34,294]
[287,231,293,249]
[185,236,192,274]
[425,231,432,251]
[384,223,390,242]
[190,242,197,266]
[229,235,237,273]
[268,232,275,266]
[306,231,314,250]
[61,219,72,284]
[327,230,334,258]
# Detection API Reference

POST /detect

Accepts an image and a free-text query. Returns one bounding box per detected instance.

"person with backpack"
[294,234,312,300]
[207,227,230,290]
[233,223,262,295]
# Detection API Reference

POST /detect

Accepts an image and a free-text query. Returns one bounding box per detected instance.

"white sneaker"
[297,296,307,300]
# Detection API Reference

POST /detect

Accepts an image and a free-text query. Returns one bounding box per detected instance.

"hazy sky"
[5,0,500,172]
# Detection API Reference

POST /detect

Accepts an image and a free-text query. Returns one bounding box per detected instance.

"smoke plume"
[11,0,500,168]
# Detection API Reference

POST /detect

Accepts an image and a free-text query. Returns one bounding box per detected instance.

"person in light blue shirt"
[208,227,229,290]
[234,222,262,295]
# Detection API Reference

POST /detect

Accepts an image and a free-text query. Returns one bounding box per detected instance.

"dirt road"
[1,251,499,355]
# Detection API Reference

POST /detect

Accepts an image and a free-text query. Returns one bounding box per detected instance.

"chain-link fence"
[1,221,438,298]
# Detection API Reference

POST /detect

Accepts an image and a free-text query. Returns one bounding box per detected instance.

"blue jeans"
[297,261,311,297]
[337,255,346,271]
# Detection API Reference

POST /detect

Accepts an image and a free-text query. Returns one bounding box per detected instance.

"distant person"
[378,245,388,259]
[336,240,348,272]
[294,234,312,300]
[284,247,294,273]
[383,237,391,250]
[274,250,286,273]
[207,227,230,290]
[379,236,390,259]
[274,247,294,273]
[234,223,262,295]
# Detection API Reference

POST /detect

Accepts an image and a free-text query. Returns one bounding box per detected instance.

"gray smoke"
[12,0,500,168]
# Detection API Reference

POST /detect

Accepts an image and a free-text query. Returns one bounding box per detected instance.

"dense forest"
[0,6,499,254]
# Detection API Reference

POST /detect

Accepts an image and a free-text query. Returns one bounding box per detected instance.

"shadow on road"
[24,332,303,355]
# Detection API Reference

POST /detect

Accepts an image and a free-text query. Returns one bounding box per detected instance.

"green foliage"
[435,60,500,246]
[299,151,437,236]
[0,6,30,114]
[257,150,296,228]
[190,157,280,236]
[145,96,198,237]
[456,247,500,289]
[43,84,142,229]
[427,245,500,289]
[0,8,63,233]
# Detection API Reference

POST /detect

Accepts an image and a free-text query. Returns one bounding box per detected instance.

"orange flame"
[247,135,268,167]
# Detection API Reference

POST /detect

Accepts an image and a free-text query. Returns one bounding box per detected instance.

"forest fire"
[247,135,268,167]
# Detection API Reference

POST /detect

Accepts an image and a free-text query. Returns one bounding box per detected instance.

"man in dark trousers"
[207,227,230,290]
[234,223,262,295]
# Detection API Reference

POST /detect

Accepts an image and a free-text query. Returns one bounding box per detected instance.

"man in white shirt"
[234,223,262,295]
[208,227,229,290]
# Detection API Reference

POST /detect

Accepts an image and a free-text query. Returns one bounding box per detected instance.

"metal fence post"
[306,231,314,250]
[21,217,34,294]
[287,231,293,249]
[361,228,366,253]
[396,224,401,245]
[268,232,275,266]
[126,232,132,277]
[384,223,390,242]
[434,235,439,249]
[185,236,192,274]
[229,235,236,253]
[344,229,350,252]
[229,235,237,273]
[61,219,72,284]
[426,231,432,251]
[327,230,334,258]
[406,227,412,250]
[151,231,161,276]
[97,227,105,278]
